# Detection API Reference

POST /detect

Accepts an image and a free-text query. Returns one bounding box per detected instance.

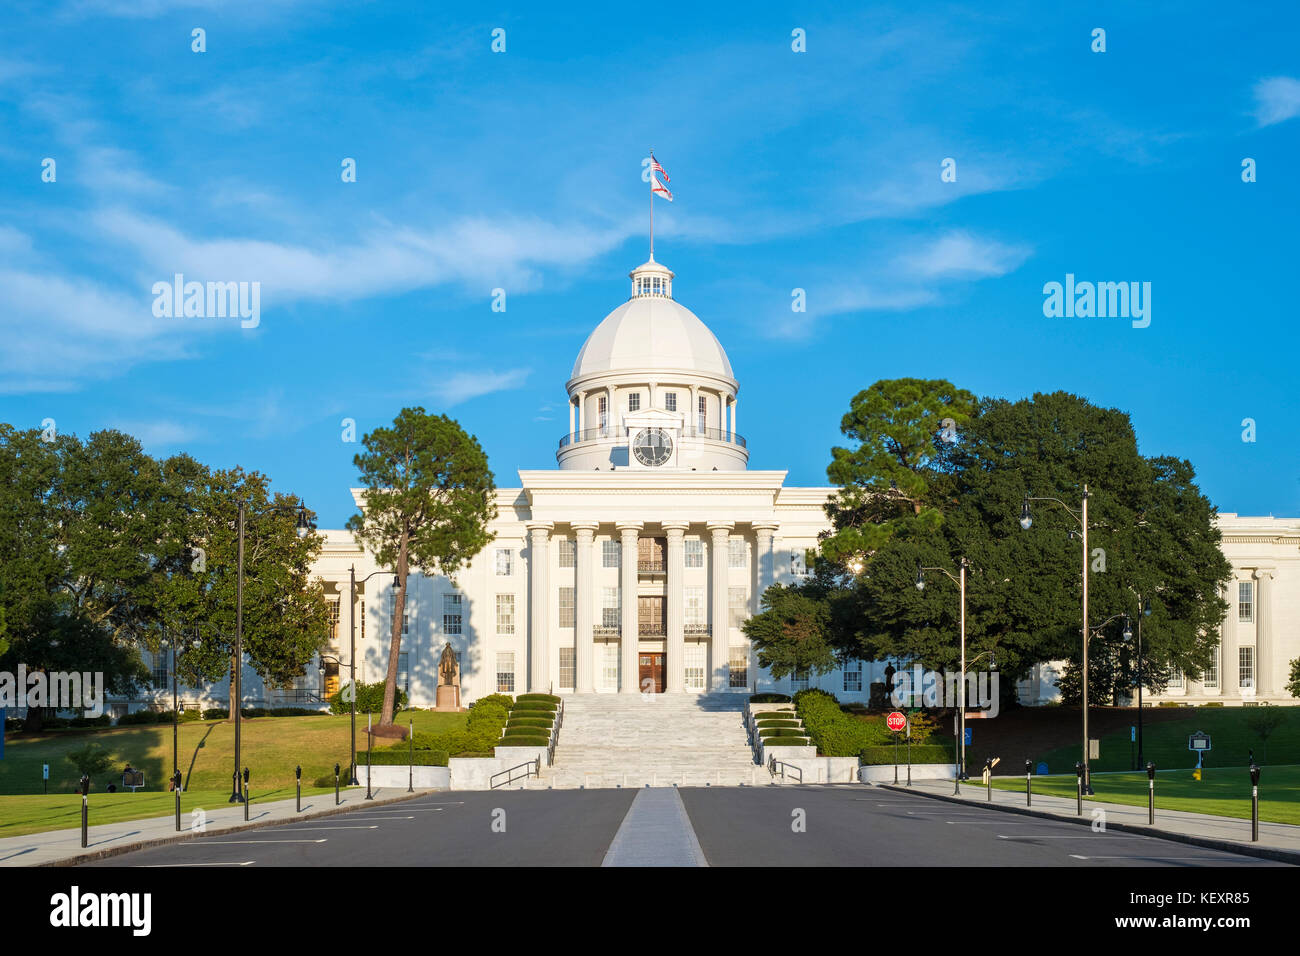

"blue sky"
[2,1,1298,527]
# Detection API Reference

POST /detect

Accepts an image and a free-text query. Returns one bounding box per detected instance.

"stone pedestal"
[435,684,461,711]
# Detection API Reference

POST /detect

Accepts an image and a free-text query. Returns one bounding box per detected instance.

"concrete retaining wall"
[362,764,451,789]
[859,763,955,783]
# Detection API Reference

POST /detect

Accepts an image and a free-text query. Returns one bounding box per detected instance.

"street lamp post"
[348,566,399,786]
[230,498,315,803]
[916,556,972,780]
[1019,487,1094,794]
[1127,593,1153,766]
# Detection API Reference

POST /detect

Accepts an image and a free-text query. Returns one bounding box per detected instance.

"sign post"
[1188,731,1211,781]
[43,762,49,795]
[887,711,905,785]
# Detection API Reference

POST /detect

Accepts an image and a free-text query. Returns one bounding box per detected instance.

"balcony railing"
[637,560,665,574]
[684,624,711,636]
[558,426,747,451]
[638,623,666,637]
[594,624,621,637]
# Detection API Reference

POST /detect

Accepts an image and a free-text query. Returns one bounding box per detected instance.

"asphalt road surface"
[84,785,1287,867]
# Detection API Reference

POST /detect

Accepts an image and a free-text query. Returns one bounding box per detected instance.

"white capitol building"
[127,256,1300,714]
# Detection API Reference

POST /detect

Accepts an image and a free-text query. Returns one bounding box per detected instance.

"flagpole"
[649,159,654,260]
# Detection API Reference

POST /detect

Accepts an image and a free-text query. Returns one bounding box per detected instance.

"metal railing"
[490,757,541,789]
[683,624,711,636]
[768,756,803,784]
[558,426,747,451]
[546,698,565,765]
[593,625,621,637]
[637,560,666,573]
[637,623,666,636]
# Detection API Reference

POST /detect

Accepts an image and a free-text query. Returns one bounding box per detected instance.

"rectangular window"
[602,539,621,568]
[697,396,707,432]
[729,647,749,688]
[495,548,513,576]
[598,395,609,434]
[1239,646,1255,689]
[600,643,620,691]
[398,652,409,697]
[684,643,706,691]
[391,590,410,635]
[558,586,575,628]
[843,659,863,693]
[791,549,808,578]
[1238,581,1254,623]
[601,587,621,629]
[684,586,706,629]
[728,586,748,629]
[627,392,640,412]
[328,600,340,640]
[791,667,810,692]
[1168,665,1184,690]
[665,392,677,412]
[1203,648,1219,689]
[728,537,746,568]
[559,647,575,690]
[684,539,704,568]
[152,654,169,689]
[558,538,576,568]
[496,652,515,693]
[442,593,463,635]
[495,593,515,635]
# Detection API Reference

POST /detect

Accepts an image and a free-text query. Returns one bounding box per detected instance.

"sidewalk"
[881,778,1300,863]
[0,787,434,867]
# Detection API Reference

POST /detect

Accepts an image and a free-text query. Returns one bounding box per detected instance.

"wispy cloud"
[109,419,200,447]
[1252,76,1300,126]
[431,368,530,407]
[896,231,1033,280]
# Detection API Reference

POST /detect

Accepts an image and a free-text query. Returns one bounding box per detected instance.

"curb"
[877,784,1300,865]
[39,788,436,867]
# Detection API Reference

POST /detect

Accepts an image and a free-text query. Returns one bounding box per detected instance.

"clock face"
[632,428,673,467]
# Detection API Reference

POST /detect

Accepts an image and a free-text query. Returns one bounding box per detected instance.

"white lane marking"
[997,834,1152,840]
[185,839,327,844]
[602,789,708,868]
[271,825,379,830]
[139,861,255,867]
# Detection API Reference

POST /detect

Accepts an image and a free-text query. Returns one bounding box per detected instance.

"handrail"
[637,623,666,636]
[637,560,666,573]
[490,757,540,789]
[546,698,565,765]
[558,426,747,451]
[768,756,803,784]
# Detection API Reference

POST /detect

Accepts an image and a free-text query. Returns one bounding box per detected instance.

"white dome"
[570,261,734,380]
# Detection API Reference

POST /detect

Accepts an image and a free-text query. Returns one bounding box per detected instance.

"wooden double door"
[638,652,665,694]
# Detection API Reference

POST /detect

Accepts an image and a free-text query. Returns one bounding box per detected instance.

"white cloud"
[896,231,1032,280]
[1252,76,1300,127]
[431,368,529,407]
[109,420,199,447]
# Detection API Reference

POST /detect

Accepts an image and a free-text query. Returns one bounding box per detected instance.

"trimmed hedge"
[115,710,162,725]
[794,688,892,756]
[497,735,550,747]
[753,711,797,720]
[516,693,561,704]
[511,701,558,713]
[859,744,953,766]
[762,738,811,747]
[365,750,449,767]
[750,693,791,703]
[758,727,807,737]
[505,716,553,729]
[755,719,801,728]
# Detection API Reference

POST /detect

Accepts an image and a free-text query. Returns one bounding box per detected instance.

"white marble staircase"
[530,693,764,789]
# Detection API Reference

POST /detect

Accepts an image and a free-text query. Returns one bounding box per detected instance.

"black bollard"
[174,771,182,832]
[1146,761,1156,824]
[1025,759,1032,807]
[295,765,302,813]
[242,767,250,821]
[1074,762,1083,816]
[80,774,89,848]
[1249,763,1260,842]
[334,762,341,806]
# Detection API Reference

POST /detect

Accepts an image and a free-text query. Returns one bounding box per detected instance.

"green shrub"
[364,750,449,767]
[65,742,117,777]
[1203,702,1224,708]
[502,726,550,737]
[467,702,510,726]
[330,681,407,715]
[794,688,893,756]
[859,744,953,765]
[516,693,561,703]
[496,735,550,748]
[511,701,558,713]
[751,693,791,703]
[506,716,553,729]
[475,693,516,711]
[758,727,806,737]
[762,738,811,747]
[116,710,161,725]
[69,714,113,728]
[203,708,228,720]
[755,719,801,728]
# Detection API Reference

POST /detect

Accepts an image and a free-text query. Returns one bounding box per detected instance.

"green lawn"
[0,709,467,796]
[1037,705,1300,773]
[0,786,351,839]
[990,764,1300,824]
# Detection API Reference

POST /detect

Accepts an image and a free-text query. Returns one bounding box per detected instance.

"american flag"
[650,154,673,201]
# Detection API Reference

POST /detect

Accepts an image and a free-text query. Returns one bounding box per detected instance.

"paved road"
[84,785,1286,867]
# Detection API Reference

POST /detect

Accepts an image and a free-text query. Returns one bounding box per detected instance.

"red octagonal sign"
[886,711,907,732]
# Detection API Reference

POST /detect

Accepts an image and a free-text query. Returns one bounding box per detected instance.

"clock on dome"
[632,428,673,467]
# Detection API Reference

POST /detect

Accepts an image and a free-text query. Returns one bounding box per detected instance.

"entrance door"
[639,652,665,694]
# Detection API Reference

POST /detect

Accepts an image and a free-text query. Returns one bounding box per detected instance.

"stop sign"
[886,711,907,732]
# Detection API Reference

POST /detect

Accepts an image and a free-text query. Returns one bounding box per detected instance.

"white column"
[617,521,643,693]
[664,521,690,693]
[689,385,699,434]
[752,522,778,611]
[730,395,737,439]
[1221,580,1238,699]
[606,385,614,436]
[708,521,734,692]
[573,522,598,693]
[568,399,575,440]
[1254,569,1275,697]
[526,521,553,692]
[578,390,586,434]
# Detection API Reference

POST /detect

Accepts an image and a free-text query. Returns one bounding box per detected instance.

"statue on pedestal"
[435,643,461,711]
